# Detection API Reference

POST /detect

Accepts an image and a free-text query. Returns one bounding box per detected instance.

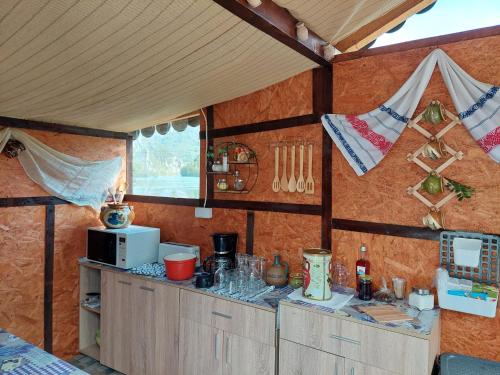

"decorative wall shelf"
[207,142,258,194]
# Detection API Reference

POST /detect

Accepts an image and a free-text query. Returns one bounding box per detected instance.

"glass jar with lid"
[217,178,228,191]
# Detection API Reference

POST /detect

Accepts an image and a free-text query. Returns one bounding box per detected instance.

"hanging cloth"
[322,49,499,176]
[0,128,122,210]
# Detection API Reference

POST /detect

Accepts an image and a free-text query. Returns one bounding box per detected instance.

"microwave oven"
[87,225,160,269]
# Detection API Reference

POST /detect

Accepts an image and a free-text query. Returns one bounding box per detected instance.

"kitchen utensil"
[280,146,288,192]
[392,277,407,299]
[409,287,434,310]
[358,305,413,322]
[164,253,197,280]
[296,144,305,193]
[305,144,314,194]
[195,272,213,288]
[272,146,280,192]
[266,254,288,286]
[303,248,332,301]
[288,145,297,192]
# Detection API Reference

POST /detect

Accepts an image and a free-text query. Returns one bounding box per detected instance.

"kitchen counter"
[0,329,87,374]
[80,259,439,338]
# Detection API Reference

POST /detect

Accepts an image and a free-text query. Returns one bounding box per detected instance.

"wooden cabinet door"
[179,318,223,375]
[131,279,179,375]
[279,339,344,375]
[345,359,398,375]
[100,270,133,374]
[223,332,275,375]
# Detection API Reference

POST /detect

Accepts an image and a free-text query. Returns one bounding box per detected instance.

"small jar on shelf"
[233,170,245,191]
[217,178,228,191]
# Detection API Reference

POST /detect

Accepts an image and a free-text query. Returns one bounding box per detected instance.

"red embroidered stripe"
[346,115,393,155]
[478,126,500,153]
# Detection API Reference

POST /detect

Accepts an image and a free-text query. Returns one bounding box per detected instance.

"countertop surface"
[80,259,440,337]
[0,329,87,374]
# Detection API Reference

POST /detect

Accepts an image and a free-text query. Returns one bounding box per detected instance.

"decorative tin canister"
[100,203,135,229]
[303,248,332,301]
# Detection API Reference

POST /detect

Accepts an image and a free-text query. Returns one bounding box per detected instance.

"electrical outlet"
[195,207,212,219]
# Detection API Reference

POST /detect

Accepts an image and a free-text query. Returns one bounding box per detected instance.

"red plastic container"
[164,253,197,280]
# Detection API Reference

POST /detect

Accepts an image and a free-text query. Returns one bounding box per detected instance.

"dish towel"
[322,48,500,176]
[0,127,122,210]
[287,287,354,310]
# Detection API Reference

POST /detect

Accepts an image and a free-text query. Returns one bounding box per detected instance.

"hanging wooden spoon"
[288,145,297,192]
[272,146,280,192]
[296,144,305,193]
[280,145,288,192]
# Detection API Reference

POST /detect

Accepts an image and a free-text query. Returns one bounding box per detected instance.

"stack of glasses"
[210,254,273,301]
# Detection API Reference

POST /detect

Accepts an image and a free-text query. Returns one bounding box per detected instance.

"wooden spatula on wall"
[288,145,297,192]
[296,144,305,193]
[272,146,280,192]
[280,145,288,192]
[305,144,314,194]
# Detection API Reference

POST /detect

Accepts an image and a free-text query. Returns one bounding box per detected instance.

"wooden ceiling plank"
[212,0,329,67]
[335,0,436,52]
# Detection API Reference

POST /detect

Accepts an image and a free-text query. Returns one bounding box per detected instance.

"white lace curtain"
[0,128,122,210]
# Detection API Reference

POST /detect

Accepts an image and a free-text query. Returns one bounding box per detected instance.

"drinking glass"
[213,258,230,289]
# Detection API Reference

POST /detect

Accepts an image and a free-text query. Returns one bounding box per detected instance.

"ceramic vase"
[100,203,135,229]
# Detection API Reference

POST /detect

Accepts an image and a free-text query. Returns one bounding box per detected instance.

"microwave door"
[87,231,117,265]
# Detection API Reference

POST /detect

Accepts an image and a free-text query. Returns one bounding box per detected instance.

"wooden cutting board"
[358,305,414,322]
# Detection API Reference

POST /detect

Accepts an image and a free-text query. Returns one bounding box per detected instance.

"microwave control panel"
[117,236,127,267]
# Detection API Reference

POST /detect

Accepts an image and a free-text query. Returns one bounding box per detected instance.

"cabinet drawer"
[180,289,276,346]
[280,303,431,374]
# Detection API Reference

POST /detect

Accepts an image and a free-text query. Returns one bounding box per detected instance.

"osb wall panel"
[331,35,500,361]
[332,36,500,233]
[132,202,248,262]
[214,70,312,128]
[253,212,321,273]
[131,202,321,275]
[214,124,322,204]
[52,205,103,359]
[0,207,45,347]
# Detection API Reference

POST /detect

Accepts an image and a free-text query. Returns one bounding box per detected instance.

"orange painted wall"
[331,35,500,360]
[0,127,126,359]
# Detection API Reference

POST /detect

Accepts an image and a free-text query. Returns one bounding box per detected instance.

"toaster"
[158,242,201,268]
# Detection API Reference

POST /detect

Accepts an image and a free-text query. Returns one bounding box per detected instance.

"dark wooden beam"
[0,116,129,140]
[206,106,215,199]
[0,196,69,207]
[125,194,322,216]
[44,205,55,353]
[246,211,255,255]
[313,67,333,250]
[335,0,435,52]
[213,0,330,67]
[334,25,500,63]
[332,218,441,241]
[199,114,318,139]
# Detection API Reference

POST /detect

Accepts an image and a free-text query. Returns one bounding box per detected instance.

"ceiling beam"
[213,0,330,67]
[335,0,436,52]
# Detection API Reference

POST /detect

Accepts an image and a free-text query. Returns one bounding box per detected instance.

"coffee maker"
[203,233,238,274]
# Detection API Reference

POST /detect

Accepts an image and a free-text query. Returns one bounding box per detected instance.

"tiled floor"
[69,354,123,375]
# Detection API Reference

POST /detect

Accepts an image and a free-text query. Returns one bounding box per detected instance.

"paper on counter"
[287,288,354,310]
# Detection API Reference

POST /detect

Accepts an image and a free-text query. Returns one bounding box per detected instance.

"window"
[132,118,200,198]
[371,0,500,48]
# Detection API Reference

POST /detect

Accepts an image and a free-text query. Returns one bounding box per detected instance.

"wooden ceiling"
[0,0,435,132]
